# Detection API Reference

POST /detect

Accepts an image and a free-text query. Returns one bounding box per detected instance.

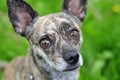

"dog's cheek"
[32,45,48,60]
[53,57,68,71]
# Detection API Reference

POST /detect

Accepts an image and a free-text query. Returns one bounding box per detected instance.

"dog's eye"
[40,39,50,48]
[70,29,79,39]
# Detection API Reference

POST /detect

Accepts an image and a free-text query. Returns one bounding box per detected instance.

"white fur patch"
[56,17,69,23]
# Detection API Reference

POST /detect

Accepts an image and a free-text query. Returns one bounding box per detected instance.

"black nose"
[63,50,79,65]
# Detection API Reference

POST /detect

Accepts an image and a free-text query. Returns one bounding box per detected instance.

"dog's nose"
[63,50,79,65]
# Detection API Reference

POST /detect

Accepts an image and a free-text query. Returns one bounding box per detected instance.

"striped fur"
[3,0,87,80]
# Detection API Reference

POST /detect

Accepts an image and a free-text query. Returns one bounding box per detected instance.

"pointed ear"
[7,0,38,36]
[62,0,87,21]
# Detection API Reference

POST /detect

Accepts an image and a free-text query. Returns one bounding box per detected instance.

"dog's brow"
[45,23,57,31]
[40,29,57,38]
[46,30,56,34]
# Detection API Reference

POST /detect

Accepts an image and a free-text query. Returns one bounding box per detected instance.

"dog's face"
[29,13,83,71]
[7,0,87,72]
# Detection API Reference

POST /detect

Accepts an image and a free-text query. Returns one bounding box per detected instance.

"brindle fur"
[3,0,87,80]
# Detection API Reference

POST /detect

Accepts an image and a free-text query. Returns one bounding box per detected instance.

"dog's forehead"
[33,12,80,35]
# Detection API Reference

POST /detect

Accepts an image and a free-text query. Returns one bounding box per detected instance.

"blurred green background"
[0,0,120,80]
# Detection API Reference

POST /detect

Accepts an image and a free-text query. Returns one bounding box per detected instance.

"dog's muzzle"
[63,50,80,71]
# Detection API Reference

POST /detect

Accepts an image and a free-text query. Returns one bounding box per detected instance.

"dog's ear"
[7,0,38,36]
[63,0,87,21]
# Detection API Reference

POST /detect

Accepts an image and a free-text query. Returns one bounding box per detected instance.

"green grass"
[0,0,120,80]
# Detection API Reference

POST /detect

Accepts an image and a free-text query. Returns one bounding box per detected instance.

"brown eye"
[70,29,79,39]
[40,39,50,48]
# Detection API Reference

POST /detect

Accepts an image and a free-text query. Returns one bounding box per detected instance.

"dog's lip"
[63,64,80,72]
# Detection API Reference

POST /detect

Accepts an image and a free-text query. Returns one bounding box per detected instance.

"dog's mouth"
[63,63,80,71]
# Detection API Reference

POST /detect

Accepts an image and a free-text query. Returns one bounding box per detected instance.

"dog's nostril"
[68,56,76,64]
[69,56,75,61]
[64,53,79,65]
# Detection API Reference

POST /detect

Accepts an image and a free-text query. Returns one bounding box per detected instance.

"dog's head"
[7,0,87,72]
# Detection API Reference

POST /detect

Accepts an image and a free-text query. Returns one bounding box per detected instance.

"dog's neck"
[27,48,79,80]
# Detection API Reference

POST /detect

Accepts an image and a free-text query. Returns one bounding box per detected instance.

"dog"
[2,0,87,80]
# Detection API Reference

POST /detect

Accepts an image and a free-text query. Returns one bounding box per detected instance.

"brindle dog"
[3,0,87,80]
